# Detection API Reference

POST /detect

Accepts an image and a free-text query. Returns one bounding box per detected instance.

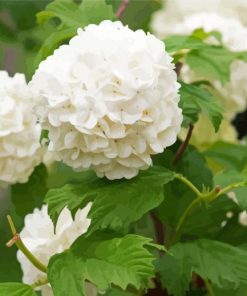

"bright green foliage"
[0,283,36,296]
[186,46,247,84]
[155,146,225,237]
[37,0,115,27]
[157,239,247,296]
[204,141,247,171]
[106,0,162,31]
[165,32,247,84]
[48,233,160,295]
[164,29,222,53]
[104,288,136,296]
[214,170,247,210]
[179,82,223,131]
[11,164,48,227]
[165,35,207,53]
[44,166,175,234]
[34,0,115,69]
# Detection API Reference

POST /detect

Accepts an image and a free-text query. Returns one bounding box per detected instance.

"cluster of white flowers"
[17,204,94,296]
[0,71,43,187]
[153,11,247,119]
[30,20,182,180]
[151,0,247,38]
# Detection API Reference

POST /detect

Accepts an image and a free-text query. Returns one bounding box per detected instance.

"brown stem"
[6,233,20,247]
[175,62,183,77]
[116,0,129,19]
[172,123,194,166]
[150,212,164,246]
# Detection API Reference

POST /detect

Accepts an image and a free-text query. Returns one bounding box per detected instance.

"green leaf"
[154,146,234,241]
[186,46,247,84]
[0,283,36,296]
[104,288,135,296]
[214,170,247,210]
[181,195,238,238]
[179,81,223,132]
[164,35,206,53]
[48,233,159,295]
[217,215,247,246]
[106,0,162,31]
[11,164,48,228]
[157,239,247,296]
[33,25,76,71]
[37,0,115,26]
[204,142,247,171]
[212,283,247,296]
[44,166,175,234]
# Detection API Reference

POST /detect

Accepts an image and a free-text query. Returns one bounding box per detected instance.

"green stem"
[7,215,47,273]
[216,181,247,199]
[31,277,49,289]
[175,174,202,197]
[169,198,201,246]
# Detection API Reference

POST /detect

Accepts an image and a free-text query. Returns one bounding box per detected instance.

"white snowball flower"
[151,0,247,38]
[17,204,93,296]
[0,71,43,187]
[239,211,247,226]
[30,20,182,180]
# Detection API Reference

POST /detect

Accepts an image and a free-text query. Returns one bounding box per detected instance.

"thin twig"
[116,0,129,19]
[175,62,183,77]
[172,123,194,166]
[150,212,164,246]
[6,215,47,273]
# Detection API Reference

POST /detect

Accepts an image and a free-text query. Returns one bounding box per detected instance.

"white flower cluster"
[151,0,247,38]
[153,12,247,119]
[0,71,43,187]
[17,204,93,296]
[30,20,182,180]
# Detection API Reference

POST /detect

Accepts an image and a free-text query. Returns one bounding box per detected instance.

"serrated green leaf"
[179,82,223,132]
[104,288,135,296]
[155,146,228,239]
[0,283,36,296]
[37,0,115,26]
[45,166,175,234]
[164,35,206,53]
[48,233,158,295]
[186,46,247,84]
[157,239,247,296]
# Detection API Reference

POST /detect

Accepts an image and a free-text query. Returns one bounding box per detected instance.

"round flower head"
[30,20,182,180]
[17,204,93,295]
[0,71,43,186]
[151,0,247,39]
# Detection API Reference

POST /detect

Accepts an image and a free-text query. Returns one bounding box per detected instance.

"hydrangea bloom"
[239,211,247,226]
[0,71,42,186]
[151,0,247,38]
[17,204,93,296]
[30,20,182,180]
